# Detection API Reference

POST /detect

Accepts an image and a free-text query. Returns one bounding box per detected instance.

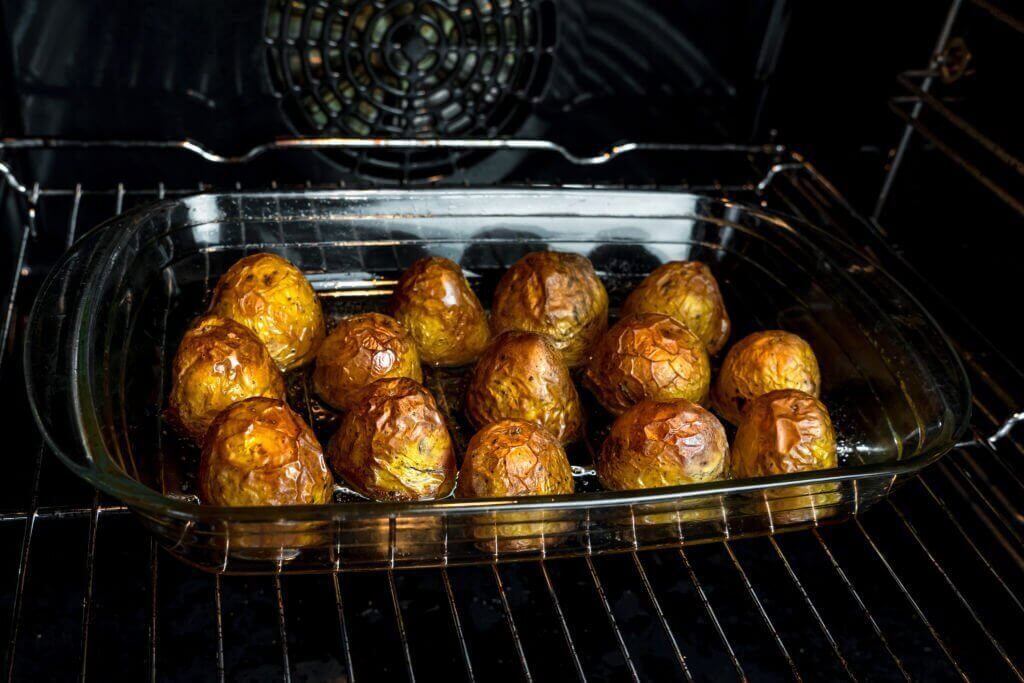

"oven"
[2,1,1023,680]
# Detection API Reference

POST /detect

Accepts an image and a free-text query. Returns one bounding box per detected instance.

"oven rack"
[2,140,1024,679]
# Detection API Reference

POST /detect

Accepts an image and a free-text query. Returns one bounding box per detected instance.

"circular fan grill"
[265,0,554,182]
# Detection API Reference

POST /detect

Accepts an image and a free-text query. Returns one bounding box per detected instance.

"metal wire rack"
[1,137,1023,679]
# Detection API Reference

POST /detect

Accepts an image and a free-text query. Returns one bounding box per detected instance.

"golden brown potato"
[328,377,455,501]
[490,251,609,367]
[388,256,490,367]
[597,399,728,491]
[456,419,575,552]
[584,313,711,415]
[621,260,731,354]
[167,315,286,443]
[313,312,423,412]
[210,252,325,371]
[465,331,583,444]
[199,397,333,506]
[713,330,821,425]
[731,389,836,478]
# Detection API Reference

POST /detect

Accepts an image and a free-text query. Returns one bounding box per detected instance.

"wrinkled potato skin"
[584,314,711,415]
[456,420,575,552]
[313,313,423,412]
[621,261,731,354]
[210,253,325,371]
[490,251,609,367]
[713,330,821,425]
[598,399,728,491]
[200,398,333,506]
[167,315,286,443]
[389,257,491,367]
[466,331,583,444]
[328,378,456,501]
[732,389,836,478]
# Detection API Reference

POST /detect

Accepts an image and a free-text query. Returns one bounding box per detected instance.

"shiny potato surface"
[465,331,583,444]
[731,389,837,478]
[598,399,728,491]
[456,420,575,552]
[584,313,711,415]
[713,330,821,425]
[199,397,333,506]
[167,315,286,443]
[328,377,455,501]
[210,252,325,371]
[490,251,609,367]
[621,260,731,354]
[388,256,490,367]
[313,312,423,412]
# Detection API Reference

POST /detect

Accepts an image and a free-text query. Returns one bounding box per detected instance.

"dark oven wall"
[1,0,779,188]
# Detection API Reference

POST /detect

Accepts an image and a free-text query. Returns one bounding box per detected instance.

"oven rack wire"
[1,136,1023,679]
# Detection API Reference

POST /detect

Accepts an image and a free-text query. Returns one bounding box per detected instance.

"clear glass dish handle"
[23,227,108,474]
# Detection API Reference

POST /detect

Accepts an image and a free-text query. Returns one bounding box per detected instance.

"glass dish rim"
[25,187,973,523]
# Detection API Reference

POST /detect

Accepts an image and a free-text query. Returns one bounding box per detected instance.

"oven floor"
[2,159,1023,681]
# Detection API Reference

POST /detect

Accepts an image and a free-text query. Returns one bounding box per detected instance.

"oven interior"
[2,1,1024,680]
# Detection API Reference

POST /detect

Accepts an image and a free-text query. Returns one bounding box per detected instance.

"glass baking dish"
[25,189,970,573]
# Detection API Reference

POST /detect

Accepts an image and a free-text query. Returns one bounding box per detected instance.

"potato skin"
[167,315,286,443]
[210,253,325,371]
[621,261,731,354]
[466,331,583,444]
[598,399,728,491]
[584,313,711,415]
[313,313,423,412]
[490,251,609,367]
[713,330,820,425]
[456,420,575,552]
[328,378,456,501]
[388,256,490,367]
[732,389,836,478]
[199,397,333,506]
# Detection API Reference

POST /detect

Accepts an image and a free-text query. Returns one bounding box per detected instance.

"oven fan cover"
[265,0,555,183]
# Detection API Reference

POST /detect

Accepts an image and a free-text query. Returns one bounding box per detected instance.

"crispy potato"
[456,419,575,552]
[713,330,820,425]
[328,378,455,501]
[597,399,728,491]
[621,260,731,354]
[313,313,423,412]
[209,252,325,371]
[388,256,490,367]
[490,251,608,367]
[731,389,836,478]
[584,313,710,415]
[167,315,286,443]
[465,331,583,444]
[199,397,333,506]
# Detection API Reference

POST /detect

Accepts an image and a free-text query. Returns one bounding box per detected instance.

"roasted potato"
[732,389,836,478]
[209,252,325,371]
[199,397,333,506]
[328,377,456,501]
[456,419,575,552]
[465,331,583,444]
[490,251,609,367]
[621,260,731,354]
[597,398,728,491]
[584,313,710,415]
[713,330,820,425]
[167,315,286,443]
[313,312,423,412]
[388,256,491,367]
